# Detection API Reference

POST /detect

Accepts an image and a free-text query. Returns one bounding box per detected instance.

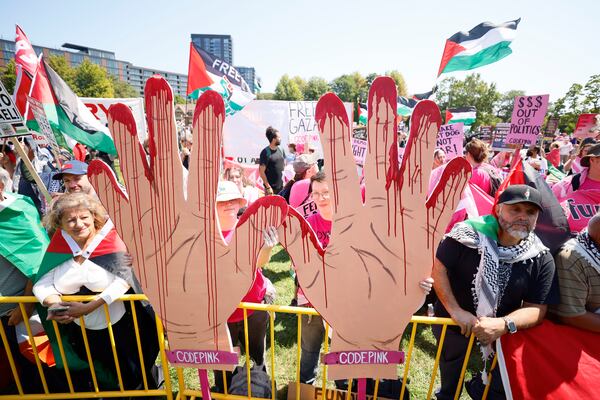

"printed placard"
[352,138,367,166]
[0,81,22,126]
[436,123,464,160]
[322,350,404,366]
[573,113,600,139]
[166,349,238,366]
[491,123,511,151]
[506,95,549,146]
[27,96,59,152]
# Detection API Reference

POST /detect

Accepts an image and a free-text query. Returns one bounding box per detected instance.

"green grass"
[168,246,485,399]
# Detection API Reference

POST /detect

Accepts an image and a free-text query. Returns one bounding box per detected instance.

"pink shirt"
[469,165,492,195]
[297,213,332,306]
[579,176,600,191]
[289,179,317,219]
[222,229,267,322]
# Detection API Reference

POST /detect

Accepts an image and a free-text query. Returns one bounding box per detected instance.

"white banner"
[81,97,147,141]
[223,100,353,165]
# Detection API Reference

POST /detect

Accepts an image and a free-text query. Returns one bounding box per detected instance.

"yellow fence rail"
[0,296,497,400]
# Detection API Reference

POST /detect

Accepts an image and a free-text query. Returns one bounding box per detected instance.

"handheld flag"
[186,42,255,115]
[446,107,477,126]
[438,19,520,76]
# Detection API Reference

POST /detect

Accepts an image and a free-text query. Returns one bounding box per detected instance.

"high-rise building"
[0,39,188,97]
[236,66,260,94]
[191,34,233,65]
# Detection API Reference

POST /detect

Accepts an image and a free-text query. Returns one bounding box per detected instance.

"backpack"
[228,363,272,398]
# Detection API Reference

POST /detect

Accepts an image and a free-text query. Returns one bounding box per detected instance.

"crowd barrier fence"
[0,296,496,400]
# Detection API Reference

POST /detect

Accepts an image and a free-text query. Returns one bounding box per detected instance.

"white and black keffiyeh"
[446,221,548,359]
[564,229,600,274]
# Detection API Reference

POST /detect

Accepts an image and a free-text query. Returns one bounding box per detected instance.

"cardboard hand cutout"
[281,77,471,379]
[87,76,287,369]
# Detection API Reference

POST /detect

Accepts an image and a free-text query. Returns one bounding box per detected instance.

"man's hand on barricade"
[451,309,479,337]
[472,316,507,345]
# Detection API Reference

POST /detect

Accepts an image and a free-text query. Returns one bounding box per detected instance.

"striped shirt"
[552,247,600,317]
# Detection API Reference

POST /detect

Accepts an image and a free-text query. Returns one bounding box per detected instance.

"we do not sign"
[506,95,549,146]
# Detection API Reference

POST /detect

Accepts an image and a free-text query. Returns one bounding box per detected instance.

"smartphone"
[48,306,69,314]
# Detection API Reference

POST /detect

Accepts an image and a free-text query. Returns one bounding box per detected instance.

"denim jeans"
[300,314,325,384]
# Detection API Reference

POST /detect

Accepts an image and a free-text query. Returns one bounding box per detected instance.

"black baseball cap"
[497,185,543,211]
[53,160,88,180]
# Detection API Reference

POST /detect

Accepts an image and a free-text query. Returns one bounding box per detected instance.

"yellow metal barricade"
[0,294,173,400]
[0,297,497,400]
[175,303,498,400]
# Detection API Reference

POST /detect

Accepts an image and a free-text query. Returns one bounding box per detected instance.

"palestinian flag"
[0,192,49,279]
[32,221,134,385]
[186,42,255,116]
[438,19,520,76]
[412,86,437,100]
[446,107,476,126]
[495,160,571,254]
[398,96,418,117]
[358,102,368,125]
[28,58,116,155]
[13,25,38,118]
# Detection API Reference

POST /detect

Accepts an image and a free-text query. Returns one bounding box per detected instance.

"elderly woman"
[32,193,158,391]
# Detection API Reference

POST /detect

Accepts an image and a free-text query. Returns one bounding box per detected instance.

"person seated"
[551,214,600,332]
[33,193,158,391]
[213,181,277,392]
[563,138,596,175]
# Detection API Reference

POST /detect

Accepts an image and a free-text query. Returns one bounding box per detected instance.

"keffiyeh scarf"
[564,229,600,274]
[446,215,548,359]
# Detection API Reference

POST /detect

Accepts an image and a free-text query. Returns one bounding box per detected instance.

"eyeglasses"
[311,191,330,199]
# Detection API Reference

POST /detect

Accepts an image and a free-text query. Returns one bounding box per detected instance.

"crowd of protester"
[1,122,599,399]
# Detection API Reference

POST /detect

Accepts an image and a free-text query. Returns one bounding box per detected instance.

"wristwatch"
[503,317,517,334]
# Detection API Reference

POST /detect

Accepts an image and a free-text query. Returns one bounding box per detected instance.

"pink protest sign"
[351,137,367,166]
[436,123,464,160]
[573,113,600,139]
[506,95,549,146]
[322,350,404,366]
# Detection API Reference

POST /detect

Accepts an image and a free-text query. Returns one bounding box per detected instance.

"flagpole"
[10,127,51,202]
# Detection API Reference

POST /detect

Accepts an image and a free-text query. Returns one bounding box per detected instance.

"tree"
[110,75,140,98]
[274,74,303,100]
[292,76,307,98]
[174,95,186,104]
[0,59,16,94]
[549,75,600,132]
[257,92,275,100]
[73,59,114,97]
[330,72,367,103]
[496,89,526,122]
[386,70,408,97]
[303,77,330,100]
[436,73,502,128]
[47,55,76,89]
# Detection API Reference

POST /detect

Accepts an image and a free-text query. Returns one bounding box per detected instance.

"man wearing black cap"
[432,185,558,399]
[52,160,94,196]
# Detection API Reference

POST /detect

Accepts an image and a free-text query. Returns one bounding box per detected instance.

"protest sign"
[506,95,549,146]
[82,97,147,140]
[480,125,492,144]
[491,122,511,151]
[223,100,353,165]
[573,113,599,139]
[352,138,368,166]
[26,96,59,152]
[0,81,22,126]
[436,123,464,159]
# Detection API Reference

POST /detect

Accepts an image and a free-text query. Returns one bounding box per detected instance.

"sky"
[1,0,597,101]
